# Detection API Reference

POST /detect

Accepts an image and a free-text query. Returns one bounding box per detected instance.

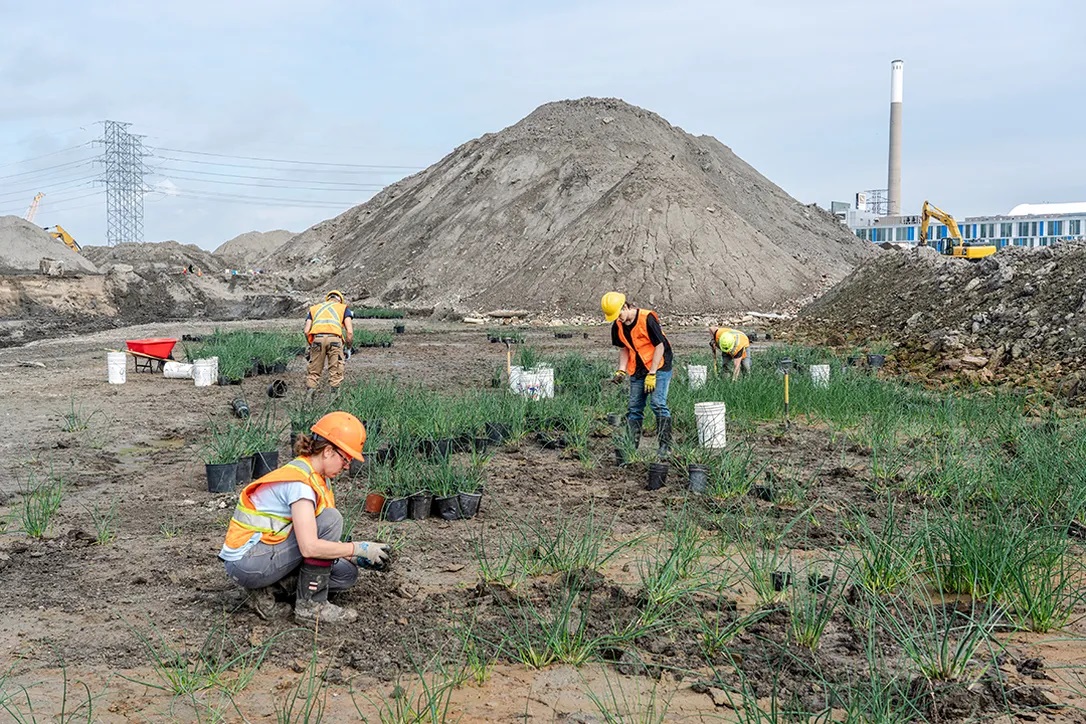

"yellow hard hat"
[325,290,346,303]
[600,292,626,322]
[717,329,737,353]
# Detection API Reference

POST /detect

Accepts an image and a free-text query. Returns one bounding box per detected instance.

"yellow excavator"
[918,200,996,260]
[44,225,81,253]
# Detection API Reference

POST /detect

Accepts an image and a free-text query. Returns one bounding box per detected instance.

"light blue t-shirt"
[219,481,317,561]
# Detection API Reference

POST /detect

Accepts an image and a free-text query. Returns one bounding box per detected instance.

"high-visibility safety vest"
[308,301,347,338]
[614,309,665,376]
[715,328,750,359]
[222,457,335,550]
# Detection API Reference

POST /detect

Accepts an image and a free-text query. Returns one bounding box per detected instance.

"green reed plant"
[20,470,65,538]
[850,496,919,596]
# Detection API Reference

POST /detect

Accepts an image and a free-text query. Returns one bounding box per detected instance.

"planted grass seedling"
[85,501,118,545]
[729,509,809,605]
[581,669,676,724]
[850,496,918,596]
[787,556,848,651]
[59,392,103,433]
[19,470,65,539]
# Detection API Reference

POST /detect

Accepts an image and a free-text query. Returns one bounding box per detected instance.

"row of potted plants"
[183,329,304,386]
[202,414,283,493]
[363,458,486,522]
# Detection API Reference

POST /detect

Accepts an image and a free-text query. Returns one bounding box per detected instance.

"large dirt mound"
[268,97,875,316]
[0,215,98,274]
[213,229,294,268]
[795,243,1086,398]
[83,240,226,275]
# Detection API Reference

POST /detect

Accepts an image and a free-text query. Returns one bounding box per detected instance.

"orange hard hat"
[310,411,366,461]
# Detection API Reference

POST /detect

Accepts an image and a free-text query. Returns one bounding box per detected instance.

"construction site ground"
[1,319,1085,722]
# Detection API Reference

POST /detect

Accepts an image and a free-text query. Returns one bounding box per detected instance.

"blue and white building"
[842,202,1086,253]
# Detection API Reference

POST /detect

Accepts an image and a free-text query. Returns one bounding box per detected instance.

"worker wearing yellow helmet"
[601,292,673,458]
[709,326,752,381]
[304,290,354,401]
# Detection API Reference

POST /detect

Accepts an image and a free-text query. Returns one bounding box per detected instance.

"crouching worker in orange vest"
[601,292,673,458]
[304,290,354,402]
[220,411,391,625]
[710,326,752,382]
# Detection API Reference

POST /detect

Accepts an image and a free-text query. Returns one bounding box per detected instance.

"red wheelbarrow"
[125,338,178,373]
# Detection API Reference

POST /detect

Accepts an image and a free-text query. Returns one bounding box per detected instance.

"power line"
[158,173,384,193]
[0,176,98,201]
[0,190,104,216]
[150,146,422,170]
[164,189,359,209]
[0,143,93,170]
[0,157,96,181]
[152,154,412,175]
[153,165,390,187]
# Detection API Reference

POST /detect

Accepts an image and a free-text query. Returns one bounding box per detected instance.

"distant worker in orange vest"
[601,292,673,458]
[219,411,391,625]
[709,326,752,381]
[304,290,354,401]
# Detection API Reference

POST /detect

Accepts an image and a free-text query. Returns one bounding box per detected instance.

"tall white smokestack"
[887,59,903,216]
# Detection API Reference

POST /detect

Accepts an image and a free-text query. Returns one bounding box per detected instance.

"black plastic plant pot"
[473,437,490,454]
[235,455,254,485]
[454,434,474,453]
[688,464,709,494]
[607,413,624,427]
[252,450,279,478]
[272,361,288,374]
[206,462,237,493]
[614,448,626,467]
[433,495,461,521]
[537,431,566,450]
[218,375,240,386]
[408,492,433,520]
[267,380,288,398]
[847,356,861,367]
[458,491,483,519]
[383,497,409,522]
[230,398,250,419]
[394,324,406,334]
[772,571,792,591]
[374,445,397,465]
[646,462,669,491]
[349,459,366,477]
[808,573,832,593]
[750,484,774,502]
[485,422,511,444]
[867,354,885,368]
[554,332,573,339]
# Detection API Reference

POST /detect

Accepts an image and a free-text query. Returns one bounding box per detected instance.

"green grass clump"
[353,307,404,319]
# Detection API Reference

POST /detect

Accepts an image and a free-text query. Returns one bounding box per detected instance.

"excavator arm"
[918,200,963,247]
[47,225,81,253]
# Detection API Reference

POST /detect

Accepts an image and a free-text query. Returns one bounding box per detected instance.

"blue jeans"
[628,370,672,423]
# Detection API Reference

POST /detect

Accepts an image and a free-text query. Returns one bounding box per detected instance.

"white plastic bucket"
[195,357,219,380]
[810,364,830,388]
[193,360,216,387]
[533,367,555,398]
[688,365,707,390]
[163,361,194,379]
[694,401,727,448]
[107,352,127,385]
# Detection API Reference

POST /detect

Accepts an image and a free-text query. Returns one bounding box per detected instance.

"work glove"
[351,541,392,570]
[644,373,657,393]
[610,370,627,385]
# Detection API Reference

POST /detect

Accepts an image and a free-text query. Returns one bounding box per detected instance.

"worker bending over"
[710,326,751,381]
[602,292,673,458]
[220,411,391,625]
[304,290,354,401]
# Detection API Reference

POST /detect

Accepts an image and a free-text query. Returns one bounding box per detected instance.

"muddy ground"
[1,320,1085,722]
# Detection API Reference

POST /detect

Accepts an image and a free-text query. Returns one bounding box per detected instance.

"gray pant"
[223,508,359,591]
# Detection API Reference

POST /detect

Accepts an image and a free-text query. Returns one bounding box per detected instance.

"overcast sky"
[1,0,1081,250]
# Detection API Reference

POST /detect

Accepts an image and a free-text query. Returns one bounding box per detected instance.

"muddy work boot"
[246,586,290,621]
[656,416,673,459]
[294,562,357,625]
[626,418,643,452]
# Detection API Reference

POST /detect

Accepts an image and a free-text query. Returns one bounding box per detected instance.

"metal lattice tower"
[98,120,148,245]
[862,188,889,217]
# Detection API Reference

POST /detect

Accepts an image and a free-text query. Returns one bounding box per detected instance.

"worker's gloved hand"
[351,541,392,570]
[610,370,627,385]
[644,373,657,393]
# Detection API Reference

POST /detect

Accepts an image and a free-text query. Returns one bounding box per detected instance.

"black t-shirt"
[611,310,673,377]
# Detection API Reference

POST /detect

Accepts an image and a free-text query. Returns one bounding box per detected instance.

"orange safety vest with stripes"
[222,457,335,550]
[715,328,750,359]
[308,301,347,339]
[614,309,665,376]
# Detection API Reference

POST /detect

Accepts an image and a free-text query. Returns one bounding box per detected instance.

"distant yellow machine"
[45,225,81,253]
[918,200,996,260]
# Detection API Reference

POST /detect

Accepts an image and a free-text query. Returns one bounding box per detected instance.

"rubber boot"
[657,416,673,459]
[294,562,358,625]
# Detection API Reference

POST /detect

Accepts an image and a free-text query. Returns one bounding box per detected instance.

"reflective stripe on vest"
[309,301,346,338]
[222,457,334,549]
[614,309,663,376]
[716,329,750,358]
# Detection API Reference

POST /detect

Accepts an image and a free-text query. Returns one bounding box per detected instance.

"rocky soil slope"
[267,97,876,316]
[794,243,1086,399]
[0,215,98,274]
[213,229,294,268]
